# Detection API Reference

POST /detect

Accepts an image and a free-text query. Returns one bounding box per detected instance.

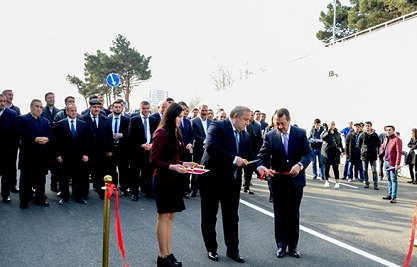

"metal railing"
[326,10,417,46]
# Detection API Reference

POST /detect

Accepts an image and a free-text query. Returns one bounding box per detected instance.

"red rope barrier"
[107,184,129,267]
[404,202,417,267]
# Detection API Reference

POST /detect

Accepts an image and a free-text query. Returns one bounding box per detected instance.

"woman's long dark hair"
[158,103,184,154]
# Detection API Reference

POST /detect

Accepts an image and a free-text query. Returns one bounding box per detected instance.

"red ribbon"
[404,202,417,267]
[107,183,129,267]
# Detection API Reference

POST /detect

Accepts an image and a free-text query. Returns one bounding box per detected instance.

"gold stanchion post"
[102,175,112,267]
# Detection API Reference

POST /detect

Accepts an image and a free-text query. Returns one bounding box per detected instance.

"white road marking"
[306,174,359,189]
[240,199,401,267]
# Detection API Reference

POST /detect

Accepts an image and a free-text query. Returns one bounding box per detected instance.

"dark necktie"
[283,133,289,155]
[93,116,97,128]
[143,117,148,142]
[70,120,76,138]
[114,117,119,134]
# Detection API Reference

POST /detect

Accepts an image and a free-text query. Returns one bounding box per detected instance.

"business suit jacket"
[257,126,311,190]
[191,117,211,163]
[53,118,90,163]
[0,108,19,154]
[246,120,263,155]
[80,113,113,159]
[128,114,158,159]
[199,118,253,254]
[0,108,19,173]
[8,104,21,116]
[41,106,60,125]
[150,112,162,125]
[180,117,194,161]
[201,119,253,180]
[257,125,312,250]
[109,114,130,151]
[16,113,52,173]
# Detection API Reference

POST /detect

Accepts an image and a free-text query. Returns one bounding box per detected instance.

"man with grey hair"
[199,105,254,263]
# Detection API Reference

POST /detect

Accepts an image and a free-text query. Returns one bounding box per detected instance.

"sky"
[0,0,343,113]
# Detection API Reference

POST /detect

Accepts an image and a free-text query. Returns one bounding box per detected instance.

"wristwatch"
[297,162,304,170]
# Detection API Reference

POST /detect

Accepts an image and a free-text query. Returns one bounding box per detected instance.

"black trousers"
[58,160,89,201]
[109,146,130,189]
[270,177,303,250]
[199,175,241,254]
[0,154,17,198]
[89,155,112,197]
[19,169,46,205]
[130,151,153,196]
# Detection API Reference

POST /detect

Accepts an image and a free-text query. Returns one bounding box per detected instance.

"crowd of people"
[307,119,415,204]
[0,88,413,266]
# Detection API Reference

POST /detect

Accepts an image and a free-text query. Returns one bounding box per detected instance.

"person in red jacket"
[379,125,403,203]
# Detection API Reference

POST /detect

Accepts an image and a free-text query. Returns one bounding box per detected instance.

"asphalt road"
[1,164,416,267]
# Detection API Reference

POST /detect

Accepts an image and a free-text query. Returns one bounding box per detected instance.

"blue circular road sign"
[106,73,120,87]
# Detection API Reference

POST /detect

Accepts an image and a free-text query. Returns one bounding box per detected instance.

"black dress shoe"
[243,188,255,195]
[382,195,392,200]
[120,188,128,196]
[157,255,181,267]
[50,186,59,193]
[288,248,301,258]
[34,201,49,206]
[168,254,182,267]
[276,247,286,258]
[11,186,19,193]
[208,251,219,261]
[2,196,11,203]
[76,198,88,204]
[131,194,139,201]
[59,198,68,205]
[226,252,245,263]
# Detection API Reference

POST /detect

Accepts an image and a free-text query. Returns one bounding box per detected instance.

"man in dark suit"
[128,100,158,201]
[0,94,19,203]
[41,92,60,192]
[2,89,21,193]
[41,92,60,124]
[53,96,77,126]
[178,101,194,198]
[257,108,312,259]
[243,110,263,194]
[199,106,254,263]
[190,104,211,197]
[2,89,21,116]
[16,99,52,209]
[108,100,130,195]
[150,100,168,125]
[80,99,114,199]
[53,104,90,204]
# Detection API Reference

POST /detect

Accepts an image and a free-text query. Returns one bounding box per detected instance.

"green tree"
[316,1,353,44]
[110,34,152,111]
[317,0,417,44]
[67,34,151,111]
[348,0,417,31]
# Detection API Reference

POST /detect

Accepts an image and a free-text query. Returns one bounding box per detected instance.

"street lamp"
[333,0,337,44]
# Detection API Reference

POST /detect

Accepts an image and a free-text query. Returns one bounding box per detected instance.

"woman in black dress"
[150,103,197,267]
